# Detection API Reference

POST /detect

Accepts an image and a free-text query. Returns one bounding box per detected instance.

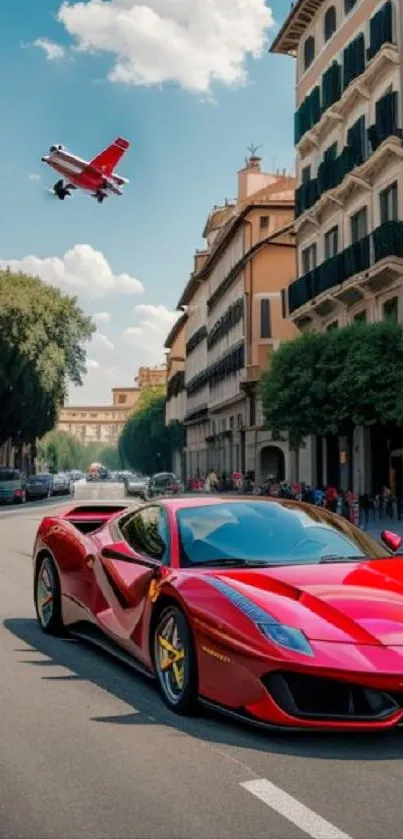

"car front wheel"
[34,555,64,635]
[153,605,198,714]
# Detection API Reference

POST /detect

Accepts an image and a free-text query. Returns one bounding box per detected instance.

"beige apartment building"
[58,364,167,448]
[58,386,141,447]
[271,0,403,492]
[164,312,187,477]
[176,154,298,482]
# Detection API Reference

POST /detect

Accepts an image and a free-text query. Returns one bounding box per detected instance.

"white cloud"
[34,38,66,61]
[0,244,144,299]
[86,358,100,370]
[92,332,114,350]
[93,311,110,324]
[56,0,274,93]
[28,173,41,182]
[121,303,180,360]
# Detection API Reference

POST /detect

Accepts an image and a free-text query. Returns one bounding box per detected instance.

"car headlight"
[258,622,314,656]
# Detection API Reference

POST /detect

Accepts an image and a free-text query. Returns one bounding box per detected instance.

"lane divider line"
[240,779,352,839]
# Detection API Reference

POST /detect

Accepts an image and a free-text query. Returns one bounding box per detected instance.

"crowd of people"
[185,470,399,529]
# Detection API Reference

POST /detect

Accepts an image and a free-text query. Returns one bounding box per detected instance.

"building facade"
[174,156,298,483]
[271,0,403,492]
[58,386,141,447]
[58,365,167,448]
[135,365,167,389]
[164,313,187,477]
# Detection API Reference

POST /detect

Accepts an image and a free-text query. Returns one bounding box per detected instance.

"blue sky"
[0,0,295,404]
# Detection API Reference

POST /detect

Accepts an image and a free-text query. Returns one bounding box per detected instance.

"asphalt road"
[1,482,403,839]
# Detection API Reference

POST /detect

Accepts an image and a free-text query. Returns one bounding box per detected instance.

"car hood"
[212,559,403,646]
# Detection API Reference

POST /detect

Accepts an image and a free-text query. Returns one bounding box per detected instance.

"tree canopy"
[0,269,95,448]
[260,319,403,447]
[119,386,183,475]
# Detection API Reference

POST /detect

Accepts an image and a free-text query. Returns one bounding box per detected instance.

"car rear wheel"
[35,555,64,635]
[153,605,198,714]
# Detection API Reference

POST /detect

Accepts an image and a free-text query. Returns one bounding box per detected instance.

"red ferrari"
[32,496,403,731]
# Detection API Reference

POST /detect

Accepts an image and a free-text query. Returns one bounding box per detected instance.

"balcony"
[295,1,396,156]
[295,91,402,228]
[288,221,403,321]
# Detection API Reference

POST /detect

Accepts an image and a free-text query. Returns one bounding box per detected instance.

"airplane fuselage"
[41,148,129,197]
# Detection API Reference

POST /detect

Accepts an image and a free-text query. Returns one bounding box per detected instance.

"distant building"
[58,365,166,447]
[164,312,187,478]
[135,365,166,389]
[173,154,297,482]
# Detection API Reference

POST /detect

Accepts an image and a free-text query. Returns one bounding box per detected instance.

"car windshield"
[31,474,51,483]
[0,469,20,482]
[177,501,390,567]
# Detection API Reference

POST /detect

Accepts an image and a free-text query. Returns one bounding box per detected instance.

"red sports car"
[32,495,403,731]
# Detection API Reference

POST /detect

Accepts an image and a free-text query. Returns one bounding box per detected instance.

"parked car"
[0,468,26,505]
[124,474,149,500]
[26,473,54,500]
[148,472,182,497]
[52,473,74,496]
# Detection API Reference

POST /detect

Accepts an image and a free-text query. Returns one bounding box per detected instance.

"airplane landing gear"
[95,190,107,203]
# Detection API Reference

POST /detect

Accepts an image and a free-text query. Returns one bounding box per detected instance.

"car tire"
[153,605,198,715]
[34,554,65,636]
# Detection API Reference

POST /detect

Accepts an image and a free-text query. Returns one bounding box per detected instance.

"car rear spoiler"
[60,504,129,522]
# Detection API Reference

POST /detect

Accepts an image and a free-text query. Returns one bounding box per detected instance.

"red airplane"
[41,137,130,203]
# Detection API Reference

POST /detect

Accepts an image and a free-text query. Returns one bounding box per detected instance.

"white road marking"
[241,779,352,839]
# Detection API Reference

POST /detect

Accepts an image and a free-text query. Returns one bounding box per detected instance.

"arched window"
[304,36,315,70]
[324,6,337,41]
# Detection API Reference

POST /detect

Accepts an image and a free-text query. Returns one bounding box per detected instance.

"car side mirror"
[381,529,402,554]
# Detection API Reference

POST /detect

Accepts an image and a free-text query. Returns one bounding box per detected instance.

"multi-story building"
[164,311,187,477]
[271,0,403,492]
[59,365,167,447]
[58,386,141,447]
[135,365,166,389]
[176,154,298,482]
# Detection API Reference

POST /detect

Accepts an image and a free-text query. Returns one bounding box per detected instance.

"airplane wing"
[89,137,130,176]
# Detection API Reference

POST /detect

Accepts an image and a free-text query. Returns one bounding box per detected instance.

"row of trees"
[0,269,94,453]
[119,386,183,475]
[260,319,403,449]
[37,429,122,474]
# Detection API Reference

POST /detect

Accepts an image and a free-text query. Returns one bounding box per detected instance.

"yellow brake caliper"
[158,634,185,688]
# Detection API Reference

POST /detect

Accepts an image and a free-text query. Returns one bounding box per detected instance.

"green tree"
[119,387,180,475]
[0,269,95,449]
[260,320,403,449]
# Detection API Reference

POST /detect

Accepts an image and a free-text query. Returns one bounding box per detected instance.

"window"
[260,215,270,229]
[121,505,169,561]
[344,0,357,13]
[326,320,338,331]
[323,142,337,163]
[301,165,311,184]
[281,289,286,319]
[301,243,317,274]
[347,115,367,165]
[383,297,398,321]
[118,394,127,404]
[260,298,272,338]
[380,182,398,224]
[350,207,368,243]
[324,6,337,41]
[354,310,367,322]
[249,395,256,427]
[324,226,339,259]
[303,36,315,70]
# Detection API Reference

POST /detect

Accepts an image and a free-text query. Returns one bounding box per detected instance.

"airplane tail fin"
[89,137,130,175]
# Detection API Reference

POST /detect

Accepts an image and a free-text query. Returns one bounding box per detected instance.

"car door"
[93,504,170,649]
